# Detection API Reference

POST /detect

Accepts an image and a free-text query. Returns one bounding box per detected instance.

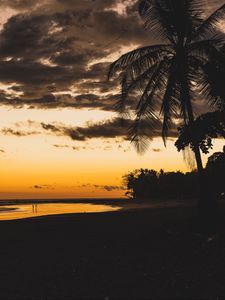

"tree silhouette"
[175,110,225,154]
[123,157,224,201]
[205,146,225,199]
[175,55,225,153]
[108,0,225,219]
[123,168,198,200]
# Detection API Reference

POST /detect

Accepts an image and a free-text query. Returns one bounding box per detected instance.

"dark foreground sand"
[0,206,225,299]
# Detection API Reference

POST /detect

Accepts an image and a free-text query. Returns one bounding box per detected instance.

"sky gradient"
[0,0,224,199]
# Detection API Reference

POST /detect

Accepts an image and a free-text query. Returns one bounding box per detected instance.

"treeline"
[124,169,198,200]
[124,147,225,200]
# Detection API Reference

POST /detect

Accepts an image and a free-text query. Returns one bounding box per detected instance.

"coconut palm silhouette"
[108,0,225,219]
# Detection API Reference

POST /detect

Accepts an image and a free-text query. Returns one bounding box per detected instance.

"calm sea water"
[0,198,197,221]
[0,203,121,221]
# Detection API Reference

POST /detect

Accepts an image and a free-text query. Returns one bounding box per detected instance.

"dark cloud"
[53,144,89,151]
[41,123,60,132]
[80,183,126,191]
[65,118,177,141]
[1,117,178,140]
[94,184,126,192]
[53,144,70,149]
[0,90,121,111]
[0,0,148,109]
[0,149,5,153]
[0,0,39,10]
[0,0,222,114]
[32,184,54,190]
[117,144,130,152]
[41,117,178,141]
[33,185,43,189]
[0,59,75,99]
[52,143,129,151]
[1,128,40,136]
[152,148,162,152]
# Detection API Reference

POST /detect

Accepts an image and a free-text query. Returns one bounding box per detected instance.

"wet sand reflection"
[0,203,121,221]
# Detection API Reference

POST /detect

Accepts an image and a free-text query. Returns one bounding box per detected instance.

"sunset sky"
[0,0,224,199]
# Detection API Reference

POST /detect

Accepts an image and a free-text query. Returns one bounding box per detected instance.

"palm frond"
[160,60,178,144]
[202,60,225,107]
[139,0,176,43]
[188,52,225,108]
[199,65,224,107]
[114,62,160,115]
[108,44,172,79]
[139,0,204,44]
[129,118,159,155]
[135,59,170,118]
[115,75,129,117]
[121,48,170,82]
[188,36,225,61]
[112,45,174,115]
[129,59,171,153]
[194,2,225,40]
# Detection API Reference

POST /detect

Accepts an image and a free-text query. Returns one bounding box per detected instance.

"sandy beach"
[0,204,225,299]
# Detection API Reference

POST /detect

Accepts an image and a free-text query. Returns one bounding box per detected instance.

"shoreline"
[0,198,198,222]
[0,196,197,206]
[0,197,128,206]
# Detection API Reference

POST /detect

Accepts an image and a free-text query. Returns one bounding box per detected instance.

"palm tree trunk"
[185,98,203,172]
[180,69,217,225]
[184,87,217,225]
[178,42,204,173]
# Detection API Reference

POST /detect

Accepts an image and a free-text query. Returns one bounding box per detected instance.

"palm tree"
[108,0,225,219]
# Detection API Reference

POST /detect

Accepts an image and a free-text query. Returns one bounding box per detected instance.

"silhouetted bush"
[123,168,198,200]
[124,148,225,200]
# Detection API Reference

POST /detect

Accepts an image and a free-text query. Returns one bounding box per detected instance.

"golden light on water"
[0,203,120,220]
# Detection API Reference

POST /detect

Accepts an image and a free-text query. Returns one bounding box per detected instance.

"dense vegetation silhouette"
[124,147,225,201]
[124,169,198,200]
[176,110,225,154]
[175,56,225,154]
[205,146,225,199]
[109,0,225,221]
